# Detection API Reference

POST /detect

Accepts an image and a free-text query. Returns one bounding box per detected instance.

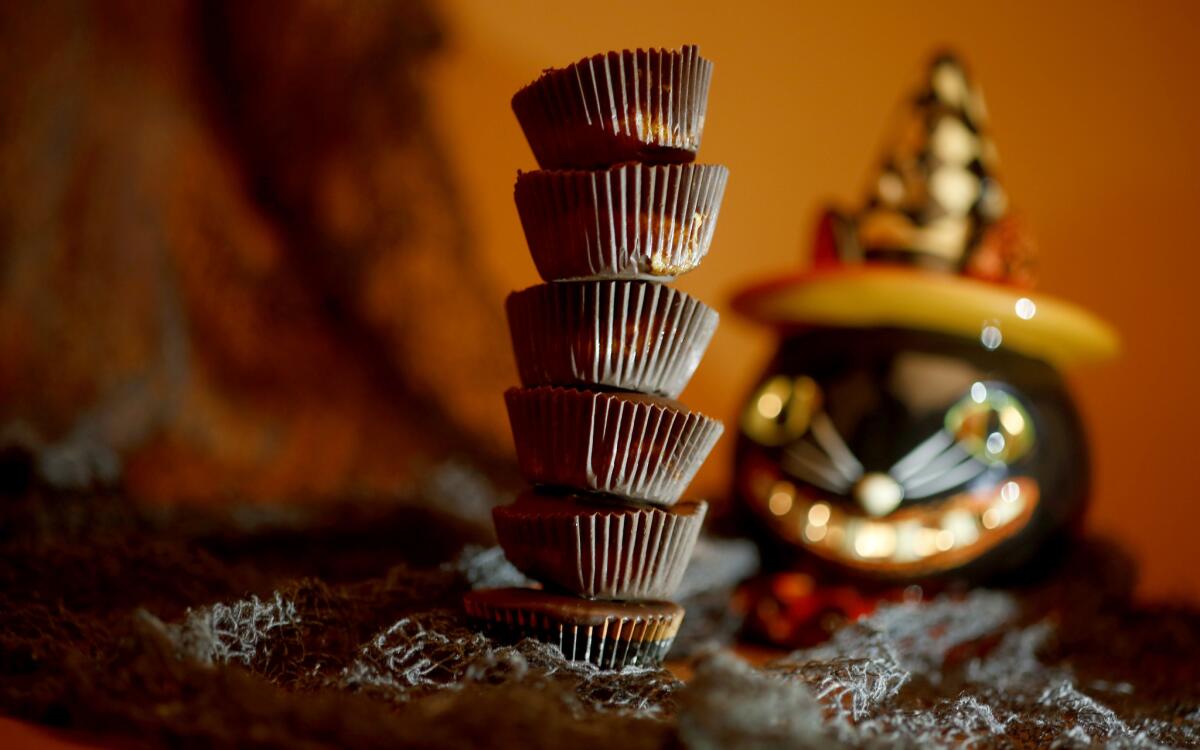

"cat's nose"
[855,472,904,517]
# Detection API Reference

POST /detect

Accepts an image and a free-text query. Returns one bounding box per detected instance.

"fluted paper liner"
[515,162,728,281]
[507,280,718,398]
[505,386,723,507]
[512,45,712,169]
[494,493,707,600]
[463,588,683,669]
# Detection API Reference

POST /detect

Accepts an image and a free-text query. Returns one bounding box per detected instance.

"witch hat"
[734,52,1117,366]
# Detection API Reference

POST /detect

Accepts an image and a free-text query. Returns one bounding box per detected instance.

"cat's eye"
[944,382,1035,465]
[742,375,821,447]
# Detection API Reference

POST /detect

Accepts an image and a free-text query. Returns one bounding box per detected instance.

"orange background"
[428,0,1200,600]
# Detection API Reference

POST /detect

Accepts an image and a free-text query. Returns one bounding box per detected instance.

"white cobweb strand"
[154,551,1197,748]
[339,609,679,717]
[340,611,520,693]
[677,650,833,750]
[776,591,1018,722]
[678,591,1195,749]
[446,545,536,590]
[167,592,300,667]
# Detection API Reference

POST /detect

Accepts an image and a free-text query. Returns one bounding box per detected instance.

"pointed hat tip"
[922,50,982,112]
[837,47,1011,274]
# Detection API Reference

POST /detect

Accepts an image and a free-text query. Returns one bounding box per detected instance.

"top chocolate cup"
[512,45,712,169]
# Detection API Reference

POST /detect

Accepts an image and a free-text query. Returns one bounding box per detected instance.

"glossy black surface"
[735,326,1089,585]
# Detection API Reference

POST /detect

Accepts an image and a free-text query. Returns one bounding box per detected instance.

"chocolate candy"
[514,163,728,281]
[507,280,719,398]
[463,588,683,669]
[467,44,725,669]
[494,492,707,600]
[505,386,722,507]
[512,46,712,170]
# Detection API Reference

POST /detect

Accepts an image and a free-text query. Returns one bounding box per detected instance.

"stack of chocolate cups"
[463,45,727,669]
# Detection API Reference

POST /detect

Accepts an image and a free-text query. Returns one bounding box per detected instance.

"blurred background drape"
[2,0,1197,599]
[0,0,516,502]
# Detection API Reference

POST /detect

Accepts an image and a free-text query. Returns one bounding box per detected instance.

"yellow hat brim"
[731,267,1119,367]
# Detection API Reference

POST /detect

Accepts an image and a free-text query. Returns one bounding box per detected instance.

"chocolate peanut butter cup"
[514,162,728,280]
[494,492,707,600]
[507,280,718,398]
[463,587,683,668]
[505,386,723,507]
[512,45,712,169]
[469,42,727,668]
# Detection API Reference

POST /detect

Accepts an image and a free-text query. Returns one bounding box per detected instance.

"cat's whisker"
[904,455,991,499]
[790,438,836,467]
[900,442,970,491]
[809,412,864,483]
[890,429,955,483]
[782,443,850,493]
[791,439,856,489]
[782,462,846,494]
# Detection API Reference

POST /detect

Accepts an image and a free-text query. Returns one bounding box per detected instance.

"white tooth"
[894,521,924,562]
[853,522,897,559]
[981,507,1001,529]
[913,527,941,558]
[767,481,794,516]
[1001,481,1021,503]
[988,492,1026,527]
[943,509,979,546]
[804,523,828,543]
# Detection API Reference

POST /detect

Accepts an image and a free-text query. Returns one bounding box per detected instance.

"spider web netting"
[1,474,1197,749]
[712,592,1200,749]
[156,547,682,720]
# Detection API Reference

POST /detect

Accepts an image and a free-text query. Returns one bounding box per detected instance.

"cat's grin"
[742,452,1039,576]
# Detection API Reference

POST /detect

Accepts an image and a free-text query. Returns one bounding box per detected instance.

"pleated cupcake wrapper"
[507,280,718,398]
[505,386,724,507]
[512,45,712,170]
[494,498,707,600]
[515,163,728,281]
[463,593,681,669]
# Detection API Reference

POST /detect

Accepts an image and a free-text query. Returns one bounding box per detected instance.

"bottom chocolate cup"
[463,588,683,669]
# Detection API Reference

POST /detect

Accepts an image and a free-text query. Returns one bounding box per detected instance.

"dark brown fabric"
[1,485,1197,749]
[0,488,678,749]
[0,0,514,503]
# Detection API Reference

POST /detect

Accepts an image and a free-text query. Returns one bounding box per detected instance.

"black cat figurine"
[732,53,1116,586]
